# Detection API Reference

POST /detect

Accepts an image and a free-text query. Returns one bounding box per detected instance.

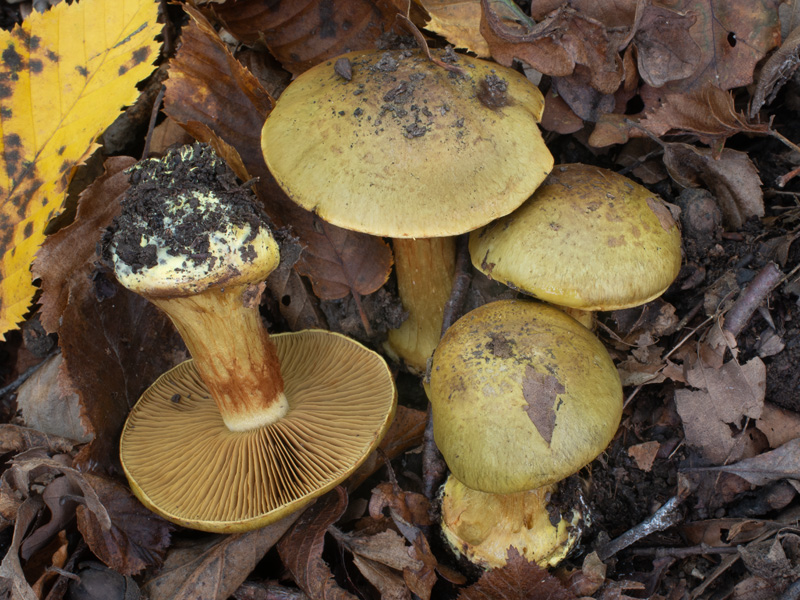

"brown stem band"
[151,283,288,431]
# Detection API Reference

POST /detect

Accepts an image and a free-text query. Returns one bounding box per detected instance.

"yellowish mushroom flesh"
[440,475,582,569]
[469,163,682,312]
[383,237,456,373]
[428,299,623,494]
[121,330,397,533]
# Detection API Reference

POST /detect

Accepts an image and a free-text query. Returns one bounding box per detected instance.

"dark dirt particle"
[477,74,510,109]
[334,57,352,81]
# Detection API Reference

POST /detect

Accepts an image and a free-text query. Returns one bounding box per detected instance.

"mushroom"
[261,48,553,372]
[469,163,682,327]
[106,144,397,532]
[427,299,623,568]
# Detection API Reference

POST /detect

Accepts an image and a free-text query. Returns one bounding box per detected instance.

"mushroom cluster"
[261,47,553,372]
[106,144,397,533]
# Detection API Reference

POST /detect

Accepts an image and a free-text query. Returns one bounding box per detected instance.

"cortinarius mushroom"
[261,48,553,372]
[106,144,396,532]
[427,299,623,568]
[470,163,682,326]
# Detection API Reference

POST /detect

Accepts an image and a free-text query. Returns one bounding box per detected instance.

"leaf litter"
[1,0,800,598]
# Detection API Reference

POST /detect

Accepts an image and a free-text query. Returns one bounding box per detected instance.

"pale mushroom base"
[440,475,585,570]
[121,330,397,533]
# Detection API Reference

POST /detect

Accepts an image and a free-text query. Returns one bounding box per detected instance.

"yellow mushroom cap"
[120,330,397,533]
[428,300,622,494]
[261,49,553,238]
[469,163,682,310]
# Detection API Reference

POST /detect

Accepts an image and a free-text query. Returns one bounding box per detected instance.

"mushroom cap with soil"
[427,299,622,567]
[107,144,397,532]
[261,48,553,239]
[469,163,682,312]
[261,48,553,372]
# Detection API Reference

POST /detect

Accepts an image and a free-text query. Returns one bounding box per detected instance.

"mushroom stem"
[150,282,288,432]
[559,306,596,330]
[385,237,456,373]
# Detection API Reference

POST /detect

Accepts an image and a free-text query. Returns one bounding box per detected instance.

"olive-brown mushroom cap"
[469,164,682,311]
[428,300,622,494]
[261,49,553,238]
[120,330,397,533]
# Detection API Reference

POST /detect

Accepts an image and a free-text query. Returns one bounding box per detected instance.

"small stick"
[422,404,447,502]
[596,494,687,560]
[0,349,60,398]
[723,262,783,337]
[141,84,166,160]
[440,233,472,337]
[629,544,738,558]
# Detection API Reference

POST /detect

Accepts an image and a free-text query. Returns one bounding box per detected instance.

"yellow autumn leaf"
[417,0,490,57]
[0,0,161,339]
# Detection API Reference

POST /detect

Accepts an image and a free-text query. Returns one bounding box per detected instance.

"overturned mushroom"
[105,144,397,532]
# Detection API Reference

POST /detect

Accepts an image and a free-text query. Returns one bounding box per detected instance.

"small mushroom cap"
[120,330,397,533]
[440,475,582,569]
[469,163,682,310]
[107,144,280,298]
[428,300,622,494]
[261,49,553,238]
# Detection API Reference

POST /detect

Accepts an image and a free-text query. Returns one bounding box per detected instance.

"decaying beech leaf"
[164,7,393,303]
[208,0,401,75]
[33,156,136,334]
[142,511,300,600]
[278,487,356,600]
[662,144,764,230]
[76,473,173,576]
[457,548,575,600]
[705,438,800,487]
[481,0,622,94]
[634,5,700,87]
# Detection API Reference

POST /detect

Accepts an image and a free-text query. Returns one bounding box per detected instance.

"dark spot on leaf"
[76,65,89,77]
[29,59,42,73]
[57,145,65,155]
[5,150,19,179]
[170,394,181,403]
[118,65,129,76]
[1,107,11,118]
[132,46,151,65]
[2,45,23,74]
[23,221,32,239]
[0,85,10,99]
[59,160,70,174]
[29,35,40,51]
[46,50,58,62]
[5,133,20,147]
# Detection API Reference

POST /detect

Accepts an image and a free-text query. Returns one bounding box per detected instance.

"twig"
[141,84,166,160]
[0,348,60,398]
[440,234,472,337]
[722,262,784,336]
[629,544,738,558]
[396,14,467,76]
[596,494,687,560]
[422,404,446,503]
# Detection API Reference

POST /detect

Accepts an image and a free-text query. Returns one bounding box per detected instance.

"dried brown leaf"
[457,548,575,600]
[348,405,427,491]
[142,511,300,600]
[164,7,393,303]
[369,483,432,528]
[704,438,800,486]
[756,402,800,449]
[278,487,357,600]
[675,357,766,464]
[76,473,173,576]
[663,143,764,229]
[750,25,800,117]
[0,496,44,600]
[666,0,781,92]
[350,554,411,600]
[0,424,74,456]
[634,5,699,87]
[209,0,400,75]
[33,156,136,334]
[481,0,622,94]
[628,441,661,472]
